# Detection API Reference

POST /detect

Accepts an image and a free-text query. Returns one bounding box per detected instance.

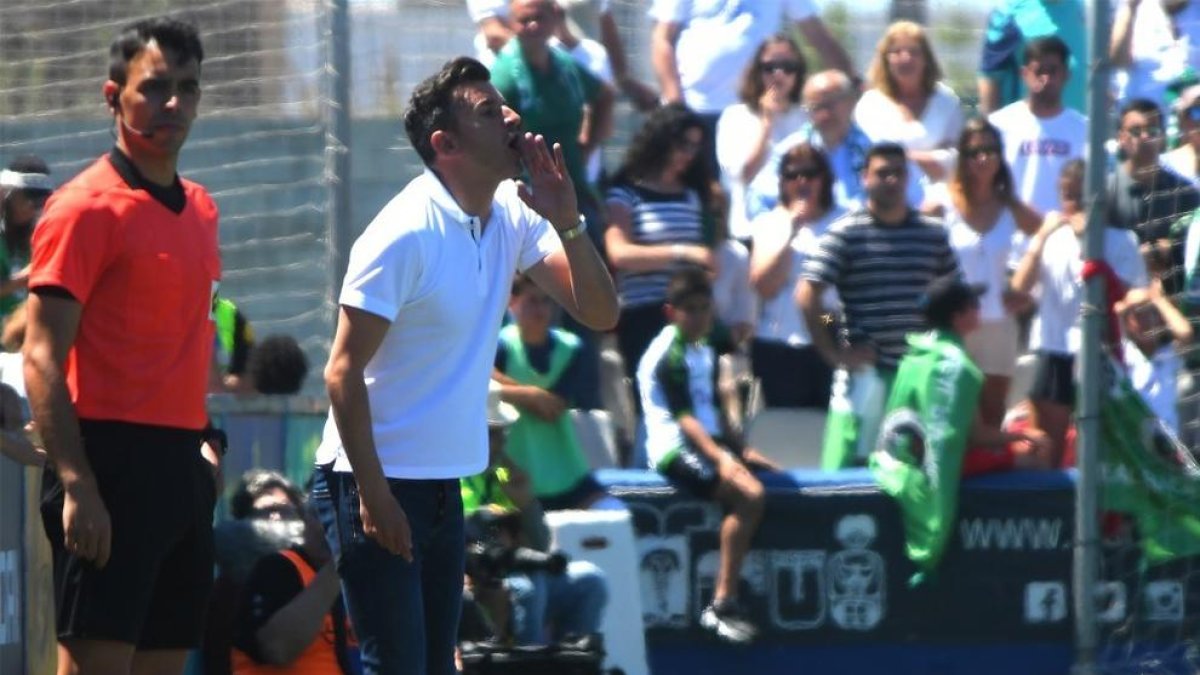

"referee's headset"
[109,90,154,139]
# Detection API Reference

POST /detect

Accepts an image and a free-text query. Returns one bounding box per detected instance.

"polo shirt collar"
[425,167,496,224]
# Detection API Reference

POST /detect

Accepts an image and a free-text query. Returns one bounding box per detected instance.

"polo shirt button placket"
[468,216,485,295]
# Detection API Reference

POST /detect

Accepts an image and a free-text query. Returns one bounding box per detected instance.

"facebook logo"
[1024,581,1068,624]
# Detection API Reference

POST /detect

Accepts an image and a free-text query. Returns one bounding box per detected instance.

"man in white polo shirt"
[310,56,617,675]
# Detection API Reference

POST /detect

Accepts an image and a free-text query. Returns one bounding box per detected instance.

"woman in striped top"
[605,103,719,380]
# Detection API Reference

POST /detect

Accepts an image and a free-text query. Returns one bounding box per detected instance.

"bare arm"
[796,16,854,76]
[748,226,794,299]
[1010,214,1064,294]
[651,21,684,104]
[581,83,616,154]
[325,305,412,560]
[518,136,618,330]
[796,278,839,367]
[678,413,731,465]
[600,12,659,111]
[24,290,111,567]
[604,201,712,273]
[977,77,999,115]
[1010,200,1044,236]
[479,16,513,54]
[254,563,343,666]
[1110,0,1139,68]
[1151,280,1194,346]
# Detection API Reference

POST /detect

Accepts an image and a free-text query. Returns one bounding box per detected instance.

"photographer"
[462,382,608,646]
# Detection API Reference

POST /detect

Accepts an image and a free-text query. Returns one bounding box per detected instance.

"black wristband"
[202,427,228,457]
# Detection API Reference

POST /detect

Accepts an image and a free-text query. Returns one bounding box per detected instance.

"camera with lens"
[465,505,568,588]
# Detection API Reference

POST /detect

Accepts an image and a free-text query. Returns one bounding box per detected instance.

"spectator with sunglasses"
[1106,98,1200,293]
[923,118,1042,427]
[1164,84,1200,184]
[748,143,844,409]
[715,34,810,243]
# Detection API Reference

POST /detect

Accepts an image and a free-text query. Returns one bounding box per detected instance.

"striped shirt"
[605,183,707,309]
[802,208,960,370]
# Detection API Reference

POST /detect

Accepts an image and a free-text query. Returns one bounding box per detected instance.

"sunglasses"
[781,166,822,181]
[965,146,1001,160]
[760,60,801,75]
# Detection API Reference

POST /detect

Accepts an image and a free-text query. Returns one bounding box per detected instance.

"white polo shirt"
[315,170,558,479]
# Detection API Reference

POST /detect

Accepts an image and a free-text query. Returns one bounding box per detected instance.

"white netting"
[0,0,331,390]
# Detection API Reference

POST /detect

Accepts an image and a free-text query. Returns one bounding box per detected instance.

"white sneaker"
[699,601,758,644]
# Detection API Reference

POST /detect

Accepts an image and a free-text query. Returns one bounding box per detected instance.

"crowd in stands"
[10,0,1200,670]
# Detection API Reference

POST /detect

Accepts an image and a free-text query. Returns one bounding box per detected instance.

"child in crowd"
[636,267,780,644]
[494,274,623,511]
[1118,280,1193,436]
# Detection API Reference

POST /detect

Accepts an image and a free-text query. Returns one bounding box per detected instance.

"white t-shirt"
[713,238,756,329]
[315,171,558,479]
[943,204,1018,322]
[637,324,723,468]
[853,83,964,205]
[648,0,816,113]
[1033,226,1147,355]
[716,103,809,240]
[1122,339,1181,435]
[1113,0,1200,105]
[1163,147,1199,186]
[751,206,843,345]
[989,101,1088,216]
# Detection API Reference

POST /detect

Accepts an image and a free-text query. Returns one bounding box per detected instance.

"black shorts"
[41,419,215,649]
[660,438,747,500]
[1029,351,1076,407]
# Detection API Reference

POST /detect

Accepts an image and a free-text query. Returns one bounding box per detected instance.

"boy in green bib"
[494,275,621,511]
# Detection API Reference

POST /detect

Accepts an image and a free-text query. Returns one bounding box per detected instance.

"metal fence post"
[324,0,353,311]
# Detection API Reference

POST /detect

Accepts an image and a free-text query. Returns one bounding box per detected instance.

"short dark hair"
[1119,97,1163,127]
[1023,35,1069,66]
[666,266,712,307]
[108,17,204,86]
[404,57,492,166]
[865,141,907,168]
[229,469,303,520]
[248,334,309,395]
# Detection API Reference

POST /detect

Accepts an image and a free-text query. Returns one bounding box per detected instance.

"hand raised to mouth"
[515,132,579,231]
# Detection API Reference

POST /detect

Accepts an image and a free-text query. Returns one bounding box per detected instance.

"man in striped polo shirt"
[797,142,961,470]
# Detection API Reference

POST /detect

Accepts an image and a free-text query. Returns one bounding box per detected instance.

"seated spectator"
[871,275,1051,583]
[1164,84,1200,184]
[637,268,780,644]
[494,275,623,510]
[246,334,310,395]
[1106,98,1200,294]
[461,380,609,645]
[1118,279,1194,436]
[924,118,1042,426]
[748,143,845,409]
[468,0,656,109]
[231,475,357,674]
[650,0,854,170]
[745,69,871,216]
[1110,0,1200,108]
[977,0,1086,115]
[854,21,963,203]
[1011,160,1149,464]
[716,34,809,242]
[605,104,718,382]
[0,155,52,321]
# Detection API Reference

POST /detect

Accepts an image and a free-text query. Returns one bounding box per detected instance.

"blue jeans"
[506,560,608,645]
[311,465,464,675]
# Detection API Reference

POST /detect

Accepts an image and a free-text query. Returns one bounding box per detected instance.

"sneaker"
[700,600,758,644]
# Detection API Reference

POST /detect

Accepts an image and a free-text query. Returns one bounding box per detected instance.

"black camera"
[465,507,568,588]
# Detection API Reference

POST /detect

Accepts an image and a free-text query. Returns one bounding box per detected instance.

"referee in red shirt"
[23,17,225,675]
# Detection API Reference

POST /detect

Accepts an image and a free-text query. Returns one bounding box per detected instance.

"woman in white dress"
[924,117,1041,426]
[854,20,963,203]
[748,143,845,409]
[716,34,809,243]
